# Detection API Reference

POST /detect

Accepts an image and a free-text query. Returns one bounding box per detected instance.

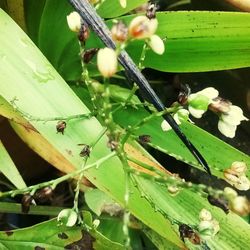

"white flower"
[218,105,248,138]
[66,12,81,32]
[119,0,127,8]
[161,109,189,131]
[148,34,165,55]
[57,209,78,227]
[129,16,158,39]
[224,163,250,191]
[188,87,219,118]
[97,48,117,77]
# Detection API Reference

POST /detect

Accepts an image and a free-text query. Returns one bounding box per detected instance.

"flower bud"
[129,16,158,39]
[148,34,165,55]
[199,208,212,221]
[167,186,179,196]
[97,48,117,77]
[67,12,81,33]
[57,209,78,227]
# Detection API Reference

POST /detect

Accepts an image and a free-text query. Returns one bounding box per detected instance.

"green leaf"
[0,141,26,189]
[24,0,46,44]
[0,9,184,248]
[120,11,250,72]
[37,0,81,80]
[135,175,250,250]
[24,3,250,79]
[0,211,123,250]
[85,188,117,216]
[72,85,250,177]
[1,9,250,250]
[113,105,250,177]
[97,0,148,18]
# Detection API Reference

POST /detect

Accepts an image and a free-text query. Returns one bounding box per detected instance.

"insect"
[69,0,211,175]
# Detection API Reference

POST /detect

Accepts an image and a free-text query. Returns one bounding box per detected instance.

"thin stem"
[138,43,148,70]
[68,0,211,174]
[0,202,64,216]
[0,152,116,199]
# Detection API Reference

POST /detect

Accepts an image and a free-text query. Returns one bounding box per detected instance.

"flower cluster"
[224,161,250,191]
[161,86,248,138]
[111,4,165,55]
[198,209,220,240]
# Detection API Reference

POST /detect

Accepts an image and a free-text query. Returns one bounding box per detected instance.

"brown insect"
[56,121,66,134]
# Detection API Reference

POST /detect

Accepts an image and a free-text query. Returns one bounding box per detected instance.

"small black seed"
[58,232,69,239]
[5,231,13,236]
[208,195,229,214]
[56,121,66,134]
[34,246,45,250]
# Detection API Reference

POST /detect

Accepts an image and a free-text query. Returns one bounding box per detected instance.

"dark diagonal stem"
[68,0,211,175]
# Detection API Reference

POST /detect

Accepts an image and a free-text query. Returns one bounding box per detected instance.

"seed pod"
[146,3,157,19]
[56,121,66,134]
[34,187,53,203]
[82,48,99,64]
[79,144,91,157]
[207,195,229,214]
[78,22,90,43]
[138,134,151,144]
[21,194,34,214]
[107,139,118,151]
[178,84,191,105]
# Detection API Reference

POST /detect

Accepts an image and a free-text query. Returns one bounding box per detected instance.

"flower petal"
[66,12,81,33]
[188,106,205,118]
[218,120,237,138]
[199,87,219,100]
[97,48,117,78]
